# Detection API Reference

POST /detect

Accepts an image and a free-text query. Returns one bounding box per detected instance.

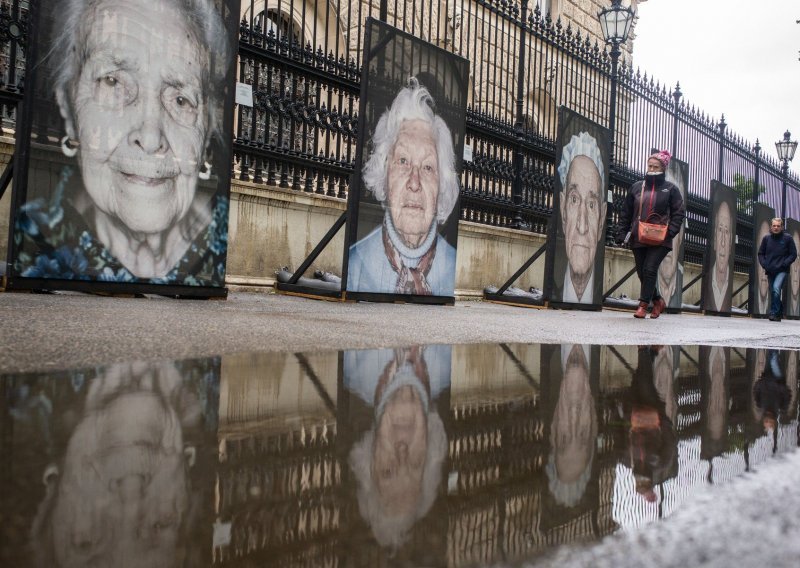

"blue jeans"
[768,271,787,317]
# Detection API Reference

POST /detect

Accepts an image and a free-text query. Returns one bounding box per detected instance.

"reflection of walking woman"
[617,151,686,319]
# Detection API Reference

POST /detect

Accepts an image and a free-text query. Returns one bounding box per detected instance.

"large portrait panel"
[7,0,240,296]
[539,343,600,527]
[751,203,776,317]
[785,218,800,318]
[659,158,689,310]
[702,181,737,314]
[543,108,610,308]
[343,19,469,303]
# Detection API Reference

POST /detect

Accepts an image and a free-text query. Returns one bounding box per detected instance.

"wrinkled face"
[561,156,603,280]
[714,201,732,270]
[552,348,596,482]
[386,120,440,247]
[372,385,427,515]
[708,348,727,440]
[757,222,770,299]
[49,383,189,567]
[62,0,209,234]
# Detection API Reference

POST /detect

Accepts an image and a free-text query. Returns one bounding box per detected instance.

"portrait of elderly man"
[657,163,688,308]
[545,344,598,508]
[13,0,233,287]
[554,131,607,304]
[789,227,800,316]
[347,78,460,296]
[346,345,449,548]
[753,218,772,315]
[705,195,734,312]
[701,346,730,463]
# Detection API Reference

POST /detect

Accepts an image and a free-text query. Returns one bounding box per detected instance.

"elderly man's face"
[552,347,596,482]
[561,155,603,281]
[714,201,732,271]
[64,0,209,235]
[708,348,727,440]
[386,119,440,248]
[372,385,427,515]
[757,222,771,300]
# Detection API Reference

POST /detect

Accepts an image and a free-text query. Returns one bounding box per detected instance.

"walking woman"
[617,151,686,319]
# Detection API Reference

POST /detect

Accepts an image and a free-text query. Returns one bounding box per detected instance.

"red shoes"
[650,297,667,319]
[634,301,648,318]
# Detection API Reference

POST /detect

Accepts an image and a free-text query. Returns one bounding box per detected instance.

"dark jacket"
[758,231,797,277]
[617,175,686,249]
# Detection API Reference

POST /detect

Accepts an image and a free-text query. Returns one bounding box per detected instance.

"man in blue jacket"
[757,218,798,321]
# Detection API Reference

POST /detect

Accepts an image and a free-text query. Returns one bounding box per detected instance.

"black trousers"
[633,246,671,304]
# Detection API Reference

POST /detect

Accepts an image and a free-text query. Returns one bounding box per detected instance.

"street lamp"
[775,130,797,219]
[597,0,636,163]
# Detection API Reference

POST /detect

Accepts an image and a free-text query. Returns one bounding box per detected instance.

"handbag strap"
[637,180,656,222]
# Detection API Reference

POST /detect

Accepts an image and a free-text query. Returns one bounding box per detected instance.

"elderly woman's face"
[386,120,440,247]
[66,0,209,234]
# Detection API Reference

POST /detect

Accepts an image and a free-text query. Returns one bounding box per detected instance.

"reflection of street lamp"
[598,0,635,163]
[775,130,797,219]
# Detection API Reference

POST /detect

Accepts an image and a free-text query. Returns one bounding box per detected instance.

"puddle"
[0,344,796,566]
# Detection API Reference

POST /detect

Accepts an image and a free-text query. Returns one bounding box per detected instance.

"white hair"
[557,131,605,189]
[348,411,447,549]
[51,0,232,146]
[362,77,460,223]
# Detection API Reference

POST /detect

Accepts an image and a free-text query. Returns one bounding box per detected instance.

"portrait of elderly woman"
[11,0,236,289]
[545,111,609,307]
[346,78,461,297]
[8,358,219,566]
[345,345,450,549]
[703,182,737,313]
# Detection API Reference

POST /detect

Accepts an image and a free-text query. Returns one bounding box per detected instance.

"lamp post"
[775,130,797,219]
[598,0,636,163]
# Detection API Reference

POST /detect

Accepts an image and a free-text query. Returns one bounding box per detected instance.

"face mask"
[646,171,665,182]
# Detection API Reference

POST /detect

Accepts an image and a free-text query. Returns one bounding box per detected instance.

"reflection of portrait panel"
[751,204,776,316]
[3,358,220,567]
[539,343,600,529]
[700,346,730,461]
[544,108,611,308]
[8,0,239,294]
[344,20,469,301]
[785,218,800,318]
[343,345,451,552]
[659,159,689,309]
[702,182,737,314]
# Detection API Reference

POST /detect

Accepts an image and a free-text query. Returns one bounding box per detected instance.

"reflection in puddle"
[1,345,798,566]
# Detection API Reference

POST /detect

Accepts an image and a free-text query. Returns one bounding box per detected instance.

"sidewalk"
[1,289,798,373]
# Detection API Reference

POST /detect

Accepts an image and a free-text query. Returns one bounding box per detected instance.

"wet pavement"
[1,341,798,567]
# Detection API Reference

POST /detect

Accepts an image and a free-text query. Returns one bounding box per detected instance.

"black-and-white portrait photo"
[544,109,610,307]
[703,181,737,313]
[658,158,689,309]
[752,204,775,316]
[344,20,468,300]
[9,0,239,290]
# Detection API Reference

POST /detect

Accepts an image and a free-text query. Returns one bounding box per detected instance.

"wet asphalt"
[1,288,799,373]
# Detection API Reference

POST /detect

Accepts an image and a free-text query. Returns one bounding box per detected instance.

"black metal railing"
[4,0,800,274]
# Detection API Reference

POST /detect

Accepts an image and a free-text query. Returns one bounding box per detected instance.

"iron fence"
[2,0,800,277]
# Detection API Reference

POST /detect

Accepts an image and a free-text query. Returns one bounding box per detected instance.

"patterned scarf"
[381,220,438,295]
